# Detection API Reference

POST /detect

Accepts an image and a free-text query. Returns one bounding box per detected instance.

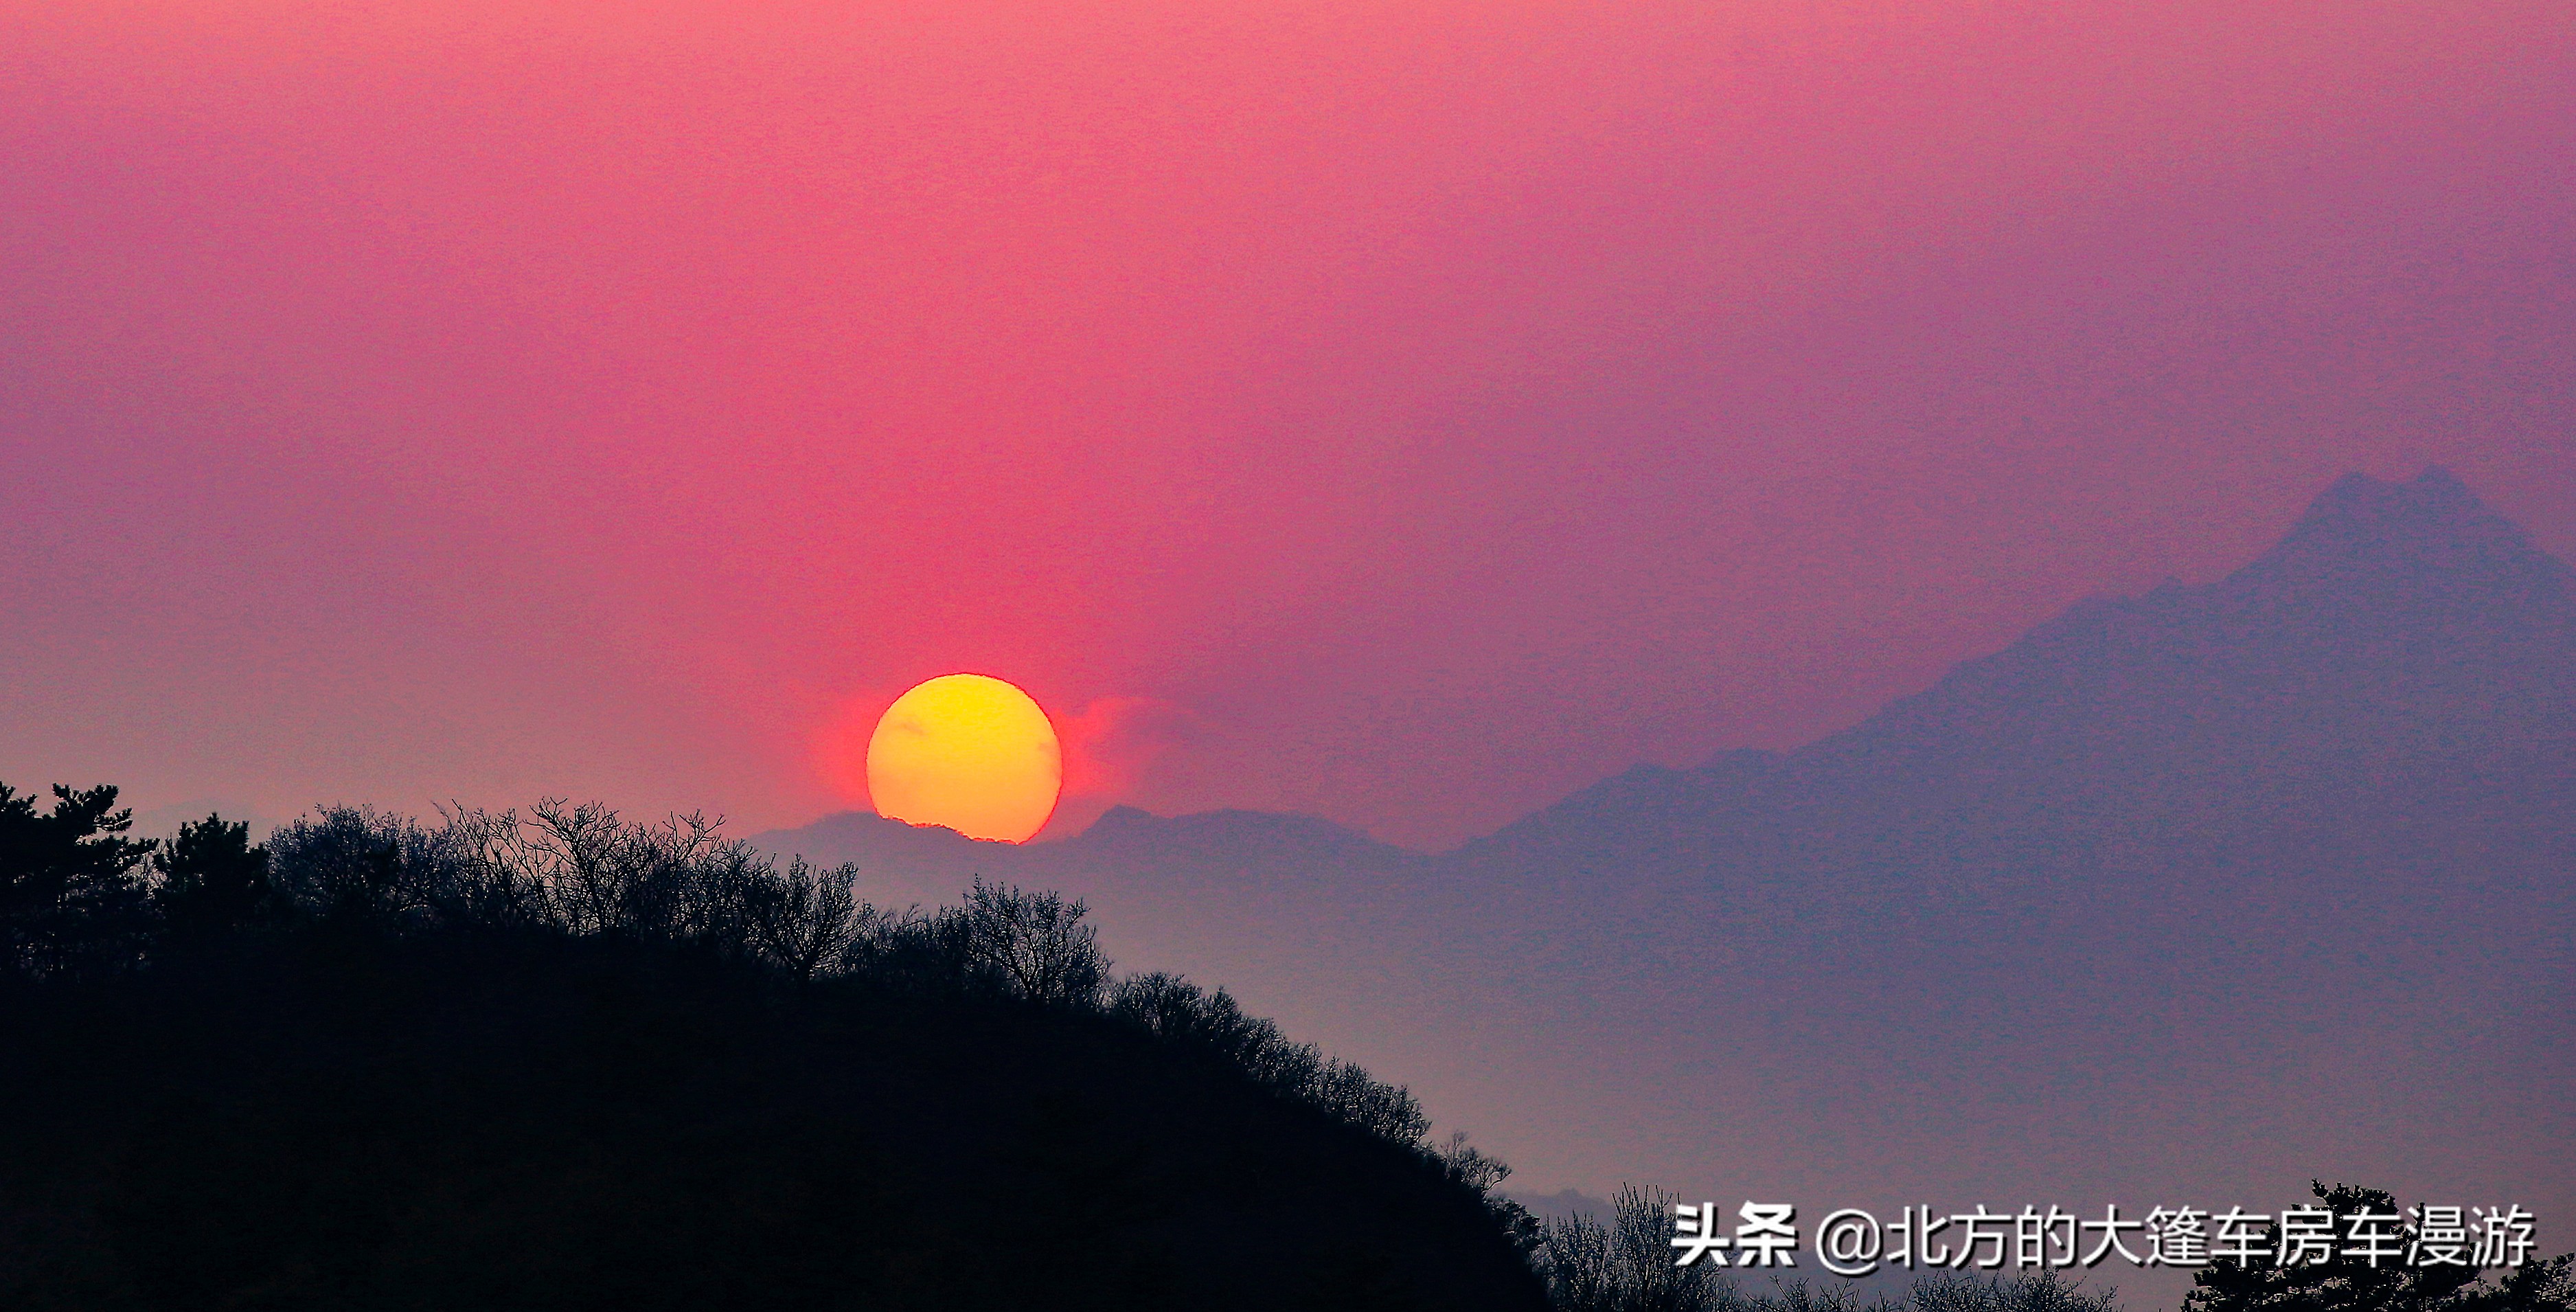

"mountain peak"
[1814,466,2575,766]
[2297,465,2485,535]
[2239,466,2564,598]
[1081,805,1160,835]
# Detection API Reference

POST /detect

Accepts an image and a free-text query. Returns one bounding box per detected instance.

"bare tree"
[1532,1185,1727,1312]
[945,878,1109,1006]
[745,858,860,983]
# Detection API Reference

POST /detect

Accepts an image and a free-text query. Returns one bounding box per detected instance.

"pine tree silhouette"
[0,782,155,976]
[150,813,273,938]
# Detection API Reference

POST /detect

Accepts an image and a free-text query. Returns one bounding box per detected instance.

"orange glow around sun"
[865,675,1062,843]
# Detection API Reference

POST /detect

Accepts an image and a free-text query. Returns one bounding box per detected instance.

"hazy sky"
[6,0,2573,846]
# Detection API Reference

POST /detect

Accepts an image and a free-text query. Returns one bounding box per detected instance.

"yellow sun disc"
[865,674,1061,843]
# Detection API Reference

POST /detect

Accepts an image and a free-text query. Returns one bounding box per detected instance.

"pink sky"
[5,0,2573,846]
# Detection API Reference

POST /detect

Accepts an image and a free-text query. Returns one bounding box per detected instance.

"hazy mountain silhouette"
[751,808,1027,896]
[1450,464,2576,939]
[756,805,1416,892]
[765,468,2573,1263]
[751,806,1428,1030]
[1407,468,2572,1218]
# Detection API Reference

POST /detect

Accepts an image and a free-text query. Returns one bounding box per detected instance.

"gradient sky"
[5,0,2573,847]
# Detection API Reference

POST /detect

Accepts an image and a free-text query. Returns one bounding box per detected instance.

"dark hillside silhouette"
[0,797,1546,1312]
[0,933,1539,1311]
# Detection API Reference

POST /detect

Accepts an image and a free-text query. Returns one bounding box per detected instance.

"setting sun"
[864,675,1061,843]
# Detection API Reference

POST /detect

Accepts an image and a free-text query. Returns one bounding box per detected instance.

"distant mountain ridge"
[1446,468,2575,902]
[762,471,2575,882]
[751,804,1417,901]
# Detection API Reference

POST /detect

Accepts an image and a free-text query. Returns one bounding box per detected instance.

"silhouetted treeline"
[4,788,1452,1157]
[266,798,1456,1152]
